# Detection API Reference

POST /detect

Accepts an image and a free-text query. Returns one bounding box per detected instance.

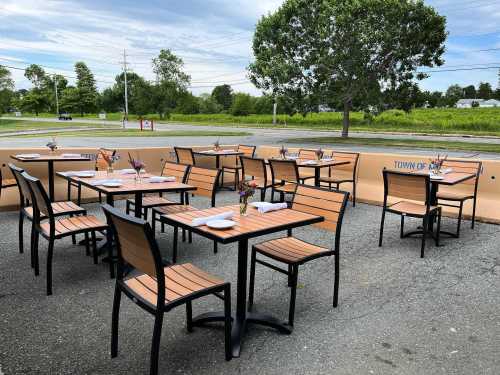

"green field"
[0,119,118,133]
[7,108,500,135]
[285,136,500,153]
[10,129,252,138]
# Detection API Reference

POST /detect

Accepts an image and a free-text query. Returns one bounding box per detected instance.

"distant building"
[481,99,500,108]
[455,98,500,108]
[456,99,483,108]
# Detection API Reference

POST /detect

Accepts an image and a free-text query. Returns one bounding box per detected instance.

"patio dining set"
[0,144,481,375]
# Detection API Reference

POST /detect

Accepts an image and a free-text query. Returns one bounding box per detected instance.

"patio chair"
[67,147,117,205]
[248,185,350,326]
[436,159,482,237]
[0,164,17,198]
[174,146,196,166]
[152,166,221,262]
[269,159,299,203]
[378,170,442,258]
[319,151,360,206]
[221,144,256,190]
[298,148,318,160]
[23,172,107,295]
[240,156,272,201]
[9,164,86,264]
[126,161,190,219]
[102,204,231,375]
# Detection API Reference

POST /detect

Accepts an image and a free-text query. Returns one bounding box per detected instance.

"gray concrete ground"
[0,191,499,374]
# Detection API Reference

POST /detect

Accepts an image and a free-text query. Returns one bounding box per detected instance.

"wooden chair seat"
[154,204,196,216]
[125,263,225,307]
[298,172,315,181]
[254,237,330,264]
[127,196,177,208]
[223,164,242,170]
[273,183,297,194]
[2,178,16,188]
[388,201,438,216]
[40,215,107,238]
[319,173,354,184]
[436,190,474,201]
[24,201,86,219]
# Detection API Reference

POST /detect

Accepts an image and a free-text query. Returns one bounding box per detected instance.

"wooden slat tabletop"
[11,154,91,162]
[266,158,350,168]
[410,171,476,186]
[56,170,196,195]
[193,150,244,156]
[163,204,324,243]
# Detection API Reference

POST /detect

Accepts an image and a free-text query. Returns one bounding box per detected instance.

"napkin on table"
[90,179,123,186]
[257,202,288,214]
[192,211,234,226]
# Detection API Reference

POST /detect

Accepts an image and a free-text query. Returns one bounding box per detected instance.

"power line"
[419,66,500,73]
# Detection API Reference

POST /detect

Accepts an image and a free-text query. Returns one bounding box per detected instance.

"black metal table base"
[402,230,443,246]
[191,311,292,357]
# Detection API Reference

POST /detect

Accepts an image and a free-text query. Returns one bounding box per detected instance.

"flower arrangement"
[279,145,288,159]
[429,154,447,174]
[213,139,221,151]
[128,152,146,182]
[238,180,257,215]
[46,137,58,153]
[315,148,324,160]
[100,150,119,174]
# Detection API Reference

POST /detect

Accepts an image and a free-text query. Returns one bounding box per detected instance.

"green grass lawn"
[0,119,118,133]
[9,129,252,138]
[6,107,500,136]
[284,136,500,153]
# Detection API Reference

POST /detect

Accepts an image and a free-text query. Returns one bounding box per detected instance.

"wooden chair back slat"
[292,185,349,233]
[298,149,319,160]
[240,157,267,181]
[269,159,299,183]
[186,167,220,203]
[384,170,428,202]
[8,164,30,203]
[161,162,189,182]
[95,148,116,171]
[108,213,157,277]
[238,145,256,158]
[331,151,359,173]
[175,147,195,166]
[441,160,481,186]
[23,172,54,218]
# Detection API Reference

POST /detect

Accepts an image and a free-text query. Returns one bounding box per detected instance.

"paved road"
[2,116,499,159]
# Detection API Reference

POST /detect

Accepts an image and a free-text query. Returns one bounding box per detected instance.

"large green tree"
[249,0,447,137]
[151,49,190,118]
[0,66,14,113]
[74,61,98,115]
[478,82,493,99]
[211,84,233,110]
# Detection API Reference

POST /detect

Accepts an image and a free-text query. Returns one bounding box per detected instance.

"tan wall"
[2,145,499,224]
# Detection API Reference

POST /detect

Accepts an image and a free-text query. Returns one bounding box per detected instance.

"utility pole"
[123,49,129,128]
[272,97,277,125]
[54,75,60,116]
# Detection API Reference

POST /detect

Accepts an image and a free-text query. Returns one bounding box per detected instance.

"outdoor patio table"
[406,171,476,240]
[161,204,324,358]
[268,158,351,186]
[57,170,197,277]
[10,154,91,201]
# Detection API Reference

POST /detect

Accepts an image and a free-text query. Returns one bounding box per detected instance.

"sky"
[0,0,500,96]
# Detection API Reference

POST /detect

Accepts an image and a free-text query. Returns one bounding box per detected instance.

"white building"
[481,99,500,108]
[456,99,484,108]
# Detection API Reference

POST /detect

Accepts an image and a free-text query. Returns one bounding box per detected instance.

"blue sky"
[1,0,500,95]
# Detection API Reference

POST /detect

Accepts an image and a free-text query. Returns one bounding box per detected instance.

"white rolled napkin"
[16,153,41,158]
[302,160,317,165]
[119,169,136,174]
[149,176,176,183]
[258,202,288,214]
[441,168,452,174]
[192,211,234,226]
[61,153,81,158]
[90,178,123,186]
[60,170,93,177]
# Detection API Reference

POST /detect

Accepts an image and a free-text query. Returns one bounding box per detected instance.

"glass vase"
[240,199,248,216]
